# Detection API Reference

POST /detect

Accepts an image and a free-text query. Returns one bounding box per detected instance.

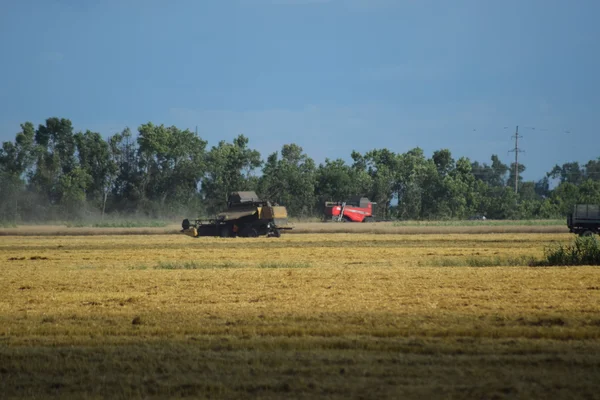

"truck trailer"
[567,204,600,236]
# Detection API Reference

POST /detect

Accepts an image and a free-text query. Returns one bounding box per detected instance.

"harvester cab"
[181,191,292,238]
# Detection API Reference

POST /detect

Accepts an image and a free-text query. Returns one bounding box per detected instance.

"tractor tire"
[581,230,594,237]
[182,219,190,230]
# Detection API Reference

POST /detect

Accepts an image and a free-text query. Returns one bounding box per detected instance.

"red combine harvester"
[324,197,377,222]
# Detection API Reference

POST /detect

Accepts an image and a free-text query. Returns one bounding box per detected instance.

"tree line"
[1,117,599,222]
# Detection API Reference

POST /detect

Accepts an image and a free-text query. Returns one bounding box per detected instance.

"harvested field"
[0,220,568,236]
[1,233,600,399]
[291,221,568,235]
[0,224,181,236]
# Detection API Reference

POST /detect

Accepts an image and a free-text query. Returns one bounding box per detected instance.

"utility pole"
[508,125,524,194]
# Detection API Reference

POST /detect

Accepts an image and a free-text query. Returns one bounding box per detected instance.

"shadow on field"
[1,336,599,399]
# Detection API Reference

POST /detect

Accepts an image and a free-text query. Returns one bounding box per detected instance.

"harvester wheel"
[270,229,281,238]
[219,226,231,238]
[581,230,594,237]
[247,228,259,238]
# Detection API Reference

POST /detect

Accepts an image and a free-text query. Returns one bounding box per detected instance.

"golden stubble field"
[1,232,600,399]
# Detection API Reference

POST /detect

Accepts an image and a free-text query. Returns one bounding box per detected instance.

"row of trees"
[1,117,599,222]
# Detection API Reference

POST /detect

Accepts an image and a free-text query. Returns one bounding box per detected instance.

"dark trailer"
[567,204,600,236]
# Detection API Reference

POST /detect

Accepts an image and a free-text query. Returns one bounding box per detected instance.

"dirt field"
[1,232,599,399]
[0,220,568,236]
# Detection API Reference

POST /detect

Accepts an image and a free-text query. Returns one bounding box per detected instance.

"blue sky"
[1,0,598,180]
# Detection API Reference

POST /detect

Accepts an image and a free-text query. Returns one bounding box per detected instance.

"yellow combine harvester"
[181,191,291,238]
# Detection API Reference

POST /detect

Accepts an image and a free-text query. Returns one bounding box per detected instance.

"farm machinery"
[323,196,377,222]
[181,191,292,238]
[567,204,600,236]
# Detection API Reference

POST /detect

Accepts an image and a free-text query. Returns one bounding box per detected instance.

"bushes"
[537,236,600,266]
[430,255,536,267]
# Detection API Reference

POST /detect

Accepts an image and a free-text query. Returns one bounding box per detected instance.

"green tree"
[315,159,354,202]
[486,186,520,219]
[202,135,261,214]
[432,149,454,177]
[548,162,585,185]
[29,118,77,211]
[534,177,551,198]
[508,162,526,192]
[538,198,560,218]
[472,155,508,187]
[0,122,36,176]
[395,148,430,220]
[258,144,317,218]
[425,156,477,220]
[137,123,208,215]
[74,130,117,216]
[58,167,93,217]
[111,128,144,214]
[578,179,600,204]
[548,182,580,216]
[584,158,600,181]
[351,149,398,220]
[0,123,36,222]
[450,157,477,218]
[2,115,598,223]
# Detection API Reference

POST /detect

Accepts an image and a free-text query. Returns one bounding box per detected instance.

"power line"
[508,125,525,194]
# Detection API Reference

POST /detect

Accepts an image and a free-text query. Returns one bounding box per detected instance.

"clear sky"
[1,0,598,180]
